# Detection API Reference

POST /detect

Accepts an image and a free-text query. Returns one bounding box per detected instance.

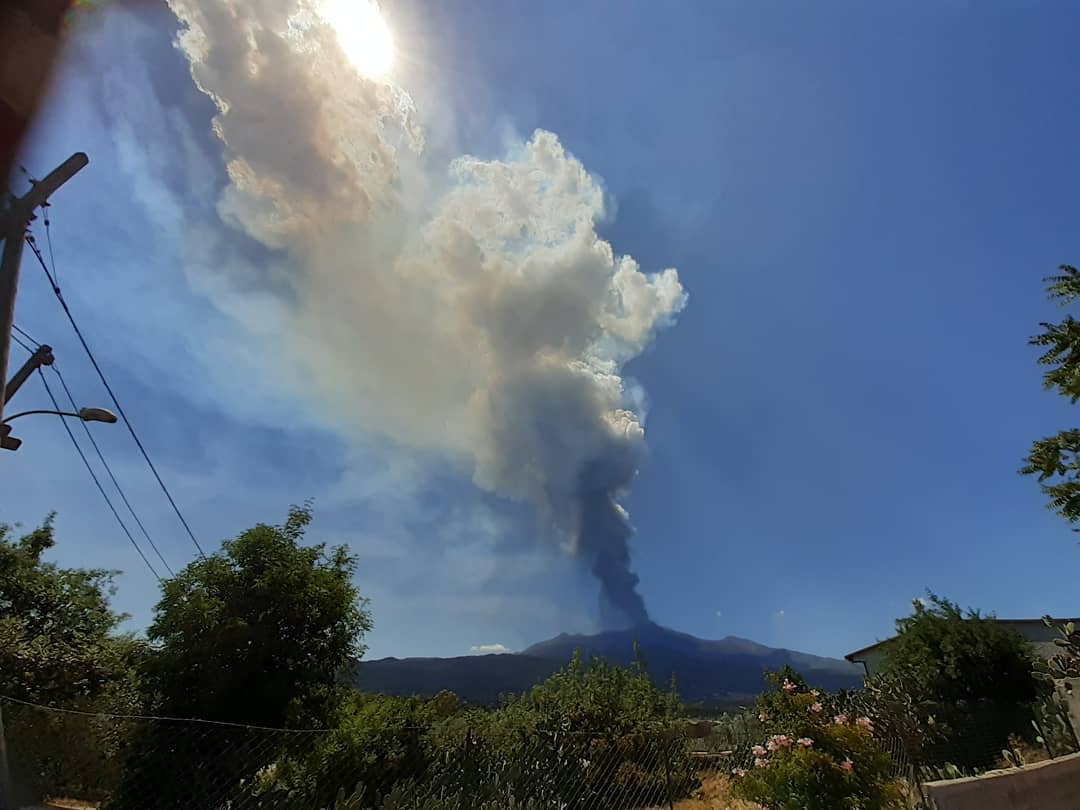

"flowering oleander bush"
[731,669,903,810]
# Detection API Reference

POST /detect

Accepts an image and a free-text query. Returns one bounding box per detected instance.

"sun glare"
[319,0,395,79]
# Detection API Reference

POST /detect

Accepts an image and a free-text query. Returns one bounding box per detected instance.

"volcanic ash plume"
[166,0,686,625]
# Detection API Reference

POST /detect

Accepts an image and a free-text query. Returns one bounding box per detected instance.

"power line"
[43,202,58,287]
[51,363,175,576]
[12,323,39,348]
[10,332,32,354]
[35,368,162,583]
[0,693,330,732]
[9,321,175,575]
[25,227,208,561]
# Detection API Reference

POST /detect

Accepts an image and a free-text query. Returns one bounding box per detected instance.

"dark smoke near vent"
[580,461,649,627]
[165,0,686,625]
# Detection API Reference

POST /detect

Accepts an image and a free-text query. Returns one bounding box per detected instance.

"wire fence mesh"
[2,697,699,810]
[4,693,1077,809]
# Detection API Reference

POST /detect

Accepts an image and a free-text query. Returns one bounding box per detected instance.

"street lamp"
[2,407,118,424]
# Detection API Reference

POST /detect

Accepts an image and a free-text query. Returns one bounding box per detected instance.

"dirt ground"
[673,773,763,810]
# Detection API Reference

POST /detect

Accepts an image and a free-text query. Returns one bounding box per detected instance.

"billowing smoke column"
[166,0,686,626]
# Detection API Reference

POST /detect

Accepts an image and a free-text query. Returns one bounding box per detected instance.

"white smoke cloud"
[470,643,511,655]
[165,0,686,625]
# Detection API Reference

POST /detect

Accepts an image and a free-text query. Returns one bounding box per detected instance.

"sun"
[318,0,395,79]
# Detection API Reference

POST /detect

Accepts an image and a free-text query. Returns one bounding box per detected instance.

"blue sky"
[3,0,1079,662]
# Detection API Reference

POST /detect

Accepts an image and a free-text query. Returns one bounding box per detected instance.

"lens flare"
[318,0,395,79]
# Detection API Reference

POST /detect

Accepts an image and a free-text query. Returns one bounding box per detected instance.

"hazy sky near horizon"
[3,0,1079,661]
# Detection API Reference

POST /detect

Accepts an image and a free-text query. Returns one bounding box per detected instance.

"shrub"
[731,670,902,810]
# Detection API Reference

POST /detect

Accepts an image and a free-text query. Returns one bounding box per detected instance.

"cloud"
[470,643,511,655]
[161,0,685,626]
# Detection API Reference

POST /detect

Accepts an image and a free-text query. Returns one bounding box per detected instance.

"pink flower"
[810,689,820,697]
[833,713,849,725]
[809,702,823,714]
[856,716,874,733]
[754,757,769,769]
[752,745,767,757]
[796,737,813,748]
[782,679,798,693]
[732,767,748,777]
[840,758,854,773]
[766,734,791,752]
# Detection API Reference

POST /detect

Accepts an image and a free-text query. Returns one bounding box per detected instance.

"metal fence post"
[0,700,14,810]
[662,733,675,810]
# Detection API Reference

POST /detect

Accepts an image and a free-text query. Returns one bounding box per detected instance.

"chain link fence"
[1,696,703,810]
[5,694,1077,809]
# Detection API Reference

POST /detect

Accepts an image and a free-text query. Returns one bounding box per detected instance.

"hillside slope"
[354,623,862,705]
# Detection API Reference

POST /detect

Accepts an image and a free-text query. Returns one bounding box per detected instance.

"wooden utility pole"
[0,1,69,183]
[0,152,87,428]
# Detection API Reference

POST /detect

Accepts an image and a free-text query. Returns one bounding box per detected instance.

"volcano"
[353,623,862,708]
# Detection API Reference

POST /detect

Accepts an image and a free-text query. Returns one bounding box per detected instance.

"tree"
[877,594,1041,768]
[1021,264,1080,526]
[0,515,131,704]
[507,649,681,734]
[880,595,1039,709]
[112,504,371,809]
[0,516,143,805]
[144,502,370,725]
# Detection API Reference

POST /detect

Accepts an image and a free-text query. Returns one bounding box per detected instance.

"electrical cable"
[51,363,175,576]
[35,368,163,582]
[12,323,40,348]
[25,228,208,560]
[10,332,33,354]
[8,323,175,574]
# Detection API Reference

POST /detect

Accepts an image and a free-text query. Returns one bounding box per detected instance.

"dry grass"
[673,773,763,810]
[45,801,99,810]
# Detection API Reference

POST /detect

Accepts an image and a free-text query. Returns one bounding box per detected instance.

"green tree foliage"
[0,516,143,805]
[732,670,903,810]
[253,653,690,809]
[0,515,132,704]
[877,594,1042,769]
[255,692,445,808]
[111,504,372,810]
[145,503,370,725]
[880,595,1039,709]
[507,649,681,733]
[458,652,688,809]
[1021,265,1080,526]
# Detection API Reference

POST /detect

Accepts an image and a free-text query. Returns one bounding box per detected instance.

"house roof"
[844,617,1080,663]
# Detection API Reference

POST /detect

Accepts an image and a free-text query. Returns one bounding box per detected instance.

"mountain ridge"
[354,623,863,707]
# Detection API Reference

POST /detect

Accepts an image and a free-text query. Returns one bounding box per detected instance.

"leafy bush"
[247,652,693,809]
[880,595,1040,711]
[839,664,942,767]
[731,669,902,810]
[252,692,444,808]
[871,594,1044,771]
